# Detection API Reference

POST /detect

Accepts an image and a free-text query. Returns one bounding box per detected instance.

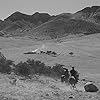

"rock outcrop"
[84,82,99,92]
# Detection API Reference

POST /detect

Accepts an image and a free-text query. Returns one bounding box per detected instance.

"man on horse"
[70,67,79,83]
[61,68,70,83]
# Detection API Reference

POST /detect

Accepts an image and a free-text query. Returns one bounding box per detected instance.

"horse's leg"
[73,84,75,90]
[73,84,77,90]
[70,84,74,90]
[71,84,76,90]
[70,85,72,90]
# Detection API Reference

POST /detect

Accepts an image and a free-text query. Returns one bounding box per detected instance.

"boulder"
[84,82,99,92]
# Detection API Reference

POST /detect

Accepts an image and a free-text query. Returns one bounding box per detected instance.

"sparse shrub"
[5,60,14,66]
[26,59,52,76]
[34,60,45,74]
[0,54,13,74]
[40,51,45,53]
[15,61,31,77]
[27,59,44,74]
[46,51,52,54]
[51,63,64,78]
[69,52,74,55]
[42,66,52,76]
[52,51,57,55]
[13,58,69,79]
[0,62,12,74]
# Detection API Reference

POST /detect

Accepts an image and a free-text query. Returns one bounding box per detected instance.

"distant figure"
[70,67,79,83]
[40,51,45,54]
[46,51,52,54]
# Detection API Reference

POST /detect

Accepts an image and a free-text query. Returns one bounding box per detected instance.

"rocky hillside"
[73,6,100,24]
[0,6,100,39]
[0,12,52,37]
[27,15,100,39]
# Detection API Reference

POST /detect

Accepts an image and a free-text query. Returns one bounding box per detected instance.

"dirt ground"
[0,34,100,99]
[0,74,100,100]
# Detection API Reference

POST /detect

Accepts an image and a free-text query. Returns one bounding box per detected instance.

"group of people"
[61,67,79,84]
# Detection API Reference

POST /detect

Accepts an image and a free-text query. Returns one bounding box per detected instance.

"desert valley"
[0,6,100,100]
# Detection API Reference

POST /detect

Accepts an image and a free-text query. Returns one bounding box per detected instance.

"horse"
[68,76,77,90]
[61,68,70,83]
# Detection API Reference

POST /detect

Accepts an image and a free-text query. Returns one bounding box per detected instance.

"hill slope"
[0,12,52,37]
[73,6,100,24]
[0,6,100,39]
[27,16,100,39]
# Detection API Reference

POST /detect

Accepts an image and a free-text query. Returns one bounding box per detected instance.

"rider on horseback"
[70,67,79,83]
[61,68,70,83]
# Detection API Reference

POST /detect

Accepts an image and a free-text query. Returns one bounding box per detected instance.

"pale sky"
[0,0,100,20]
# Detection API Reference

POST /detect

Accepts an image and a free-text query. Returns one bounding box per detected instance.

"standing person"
[70,67,79,83]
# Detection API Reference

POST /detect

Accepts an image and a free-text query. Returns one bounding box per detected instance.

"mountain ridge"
[0,6,100,40]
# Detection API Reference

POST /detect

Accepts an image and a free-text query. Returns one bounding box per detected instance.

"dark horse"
[61,68,70,83]
[68,76,78,90]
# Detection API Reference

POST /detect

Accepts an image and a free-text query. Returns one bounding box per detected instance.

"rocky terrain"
[0,73,100,100]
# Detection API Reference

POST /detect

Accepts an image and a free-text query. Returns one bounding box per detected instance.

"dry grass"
[0,74,100,100]
[0,35,100,99]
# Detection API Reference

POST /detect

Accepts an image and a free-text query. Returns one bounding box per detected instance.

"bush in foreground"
[0,53,67,79]
[14,59,66,79]
[0,59,13,74]
[14,61,31,77]
[51,63,64,78]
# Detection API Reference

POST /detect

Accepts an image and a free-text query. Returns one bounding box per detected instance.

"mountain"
[0,6,100,39]
[73,6,100,24]
[27,14,100,39]
[5,11,51,24]
[0,12,52,36]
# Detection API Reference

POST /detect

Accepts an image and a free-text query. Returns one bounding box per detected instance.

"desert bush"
[52,51,57,55]
[0,52,14,74]
[0,63,11,74]
[51,63,64,78]
[42,66,52,76]
[15,61,31,77]
[46,50,53,54]
[5,60,14,65]
[26,59,52,76]
[27,59,45,75]
[0,59,13,74]
[14,59,68,79]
